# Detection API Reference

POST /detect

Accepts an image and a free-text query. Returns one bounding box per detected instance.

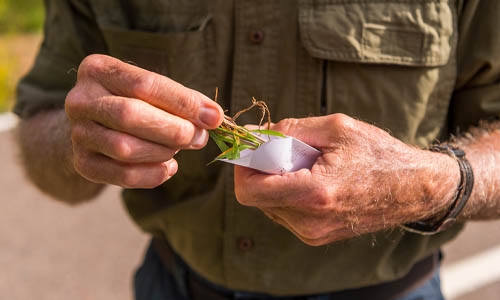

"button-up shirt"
[14,0,500,295]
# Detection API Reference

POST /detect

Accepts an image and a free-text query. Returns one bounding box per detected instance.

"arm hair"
[16,109,105,204]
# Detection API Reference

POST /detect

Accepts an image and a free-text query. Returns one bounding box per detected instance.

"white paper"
[219,135,321,175]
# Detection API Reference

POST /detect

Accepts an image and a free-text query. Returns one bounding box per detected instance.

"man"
[14,0,500,299]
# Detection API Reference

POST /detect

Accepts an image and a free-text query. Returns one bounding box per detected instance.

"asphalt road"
[1,127,499,300]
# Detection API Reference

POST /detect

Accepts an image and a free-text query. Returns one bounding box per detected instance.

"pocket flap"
[298,0,455,66]
[101,24,215,94]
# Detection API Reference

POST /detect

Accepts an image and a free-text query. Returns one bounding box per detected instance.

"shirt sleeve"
[13,0,107,119]
[451,0,500,131]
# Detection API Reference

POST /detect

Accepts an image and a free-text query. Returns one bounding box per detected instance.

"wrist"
[18,109,105,203]
[424,147,461,219]
[403,145,473,234]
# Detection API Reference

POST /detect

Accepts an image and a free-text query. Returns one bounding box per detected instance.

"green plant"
[208,96,285,163]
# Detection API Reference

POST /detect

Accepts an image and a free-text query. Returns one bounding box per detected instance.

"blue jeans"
[134,242,445,300]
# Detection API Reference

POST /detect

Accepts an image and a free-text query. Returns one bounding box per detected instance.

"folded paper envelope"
[219,135,321,175]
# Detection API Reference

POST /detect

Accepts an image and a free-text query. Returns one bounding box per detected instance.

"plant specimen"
[208,93,284,163]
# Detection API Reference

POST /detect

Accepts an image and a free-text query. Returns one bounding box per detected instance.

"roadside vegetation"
[0,0,44,112]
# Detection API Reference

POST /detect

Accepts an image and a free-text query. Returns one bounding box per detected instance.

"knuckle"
[308,188,334,212]
[274,118,298,134]
[113,138,134,161]
[173,122,195,147]
[78,54,108,79]
[131,72,161,101]
[120,168,141,188]
[331,113,355,130]
[112,99,137,126]
[117,99,133,118]
[70,123,87,143]
[65,88,86,118]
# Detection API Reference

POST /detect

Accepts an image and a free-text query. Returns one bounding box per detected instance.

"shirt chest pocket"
[100,13,216,98]
[298,0,457,146]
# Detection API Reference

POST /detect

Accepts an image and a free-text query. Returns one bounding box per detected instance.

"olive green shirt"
[15,0,500,296]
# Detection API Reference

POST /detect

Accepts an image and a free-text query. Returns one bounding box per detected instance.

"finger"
[77,54,224,129]
[270,114,363,148]
[262,208,352,246]
[262,209,293,230]
[243,122,275,131]
[234,165,315,208]
[71,121,178,163]
[266,207,330,240]
[243,124,260,131]
[74,95,209,150]
[261,209,328,246]
[73,147,178,188]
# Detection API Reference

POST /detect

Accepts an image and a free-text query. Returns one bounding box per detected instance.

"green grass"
[0,0,44,33]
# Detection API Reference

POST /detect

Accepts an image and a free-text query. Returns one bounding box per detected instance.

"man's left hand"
[234,114,459,246]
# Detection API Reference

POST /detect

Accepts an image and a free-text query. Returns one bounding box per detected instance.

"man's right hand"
[65,54,224,188]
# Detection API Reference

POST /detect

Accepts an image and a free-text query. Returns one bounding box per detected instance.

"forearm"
[451,121,500,220]
[16,109,105,204]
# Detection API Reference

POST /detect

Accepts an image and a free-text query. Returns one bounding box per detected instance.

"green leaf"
[207,101,280,164]
[209,131,230,152]
[231,136,241,159]
[238,144,254,152]
[251,129,286,138]
[206,143,256,165]
[208,147,234,165]
[217,149,233,161]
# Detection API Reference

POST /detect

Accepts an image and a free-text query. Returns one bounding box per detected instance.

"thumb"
[243,122,275,131]
[271,115,349,148]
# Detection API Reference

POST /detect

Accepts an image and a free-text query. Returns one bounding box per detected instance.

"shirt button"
[237,236,254,251]
[249,30,265,44]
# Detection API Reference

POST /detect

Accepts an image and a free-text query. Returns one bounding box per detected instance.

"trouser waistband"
[151,236,438,300]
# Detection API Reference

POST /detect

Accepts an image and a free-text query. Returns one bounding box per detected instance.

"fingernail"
[167,160,178,177]
[199,106,221,127]
[191,128,208,147]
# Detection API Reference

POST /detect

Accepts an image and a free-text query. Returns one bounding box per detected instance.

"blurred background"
[1,1,499,299]
[1,1,149,299]
[0,0,44,112]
